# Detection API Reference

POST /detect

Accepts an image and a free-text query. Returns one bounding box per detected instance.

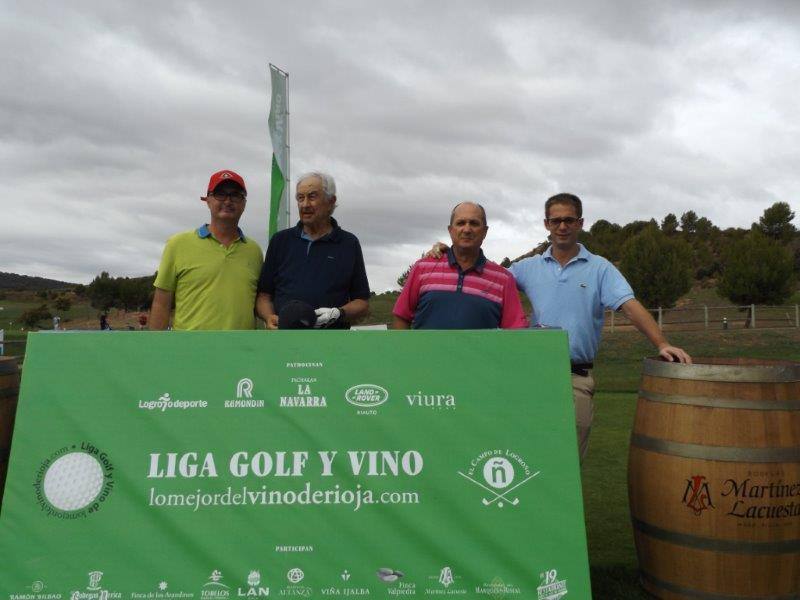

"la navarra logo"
[458,450,539,508]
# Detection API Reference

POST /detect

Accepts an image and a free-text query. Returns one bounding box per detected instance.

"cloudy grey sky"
[2,1,798,291]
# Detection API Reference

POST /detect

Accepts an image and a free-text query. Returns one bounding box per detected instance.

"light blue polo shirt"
[508,244,634,363]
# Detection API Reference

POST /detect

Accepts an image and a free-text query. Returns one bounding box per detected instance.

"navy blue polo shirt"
[258,218,371,319]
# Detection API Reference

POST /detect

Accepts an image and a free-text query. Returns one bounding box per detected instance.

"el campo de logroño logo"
[458,449,539,508]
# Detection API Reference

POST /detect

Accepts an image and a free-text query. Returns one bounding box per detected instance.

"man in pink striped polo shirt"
[392,202,528,330]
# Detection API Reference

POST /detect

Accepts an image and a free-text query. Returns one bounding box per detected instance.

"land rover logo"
[345,384,389,407]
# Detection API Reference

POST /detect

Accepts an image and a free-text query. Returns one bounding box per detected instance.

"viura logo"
[345,384,389,415]
[406,391,456,410]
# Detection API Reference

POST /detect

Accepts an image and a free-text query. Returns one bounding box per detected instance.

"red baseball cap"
[207,170,246,194]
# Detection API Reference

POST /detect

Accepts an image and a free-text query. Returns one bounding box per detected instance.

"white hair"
[297,171,337,200]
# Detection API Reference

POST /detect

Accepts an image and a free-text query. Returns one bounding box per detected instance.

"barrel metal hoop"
[0,361,19,376]
[0,387,19,399]
[633,517,800,554]
[640,390,800,411]
[640,569,799,600]
[642,358,800,383]
[630,433,800,462]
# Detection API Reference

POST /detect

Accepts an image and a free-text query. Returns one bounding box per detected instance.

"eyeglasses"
[545,217,581,227]
[211,191,246,203]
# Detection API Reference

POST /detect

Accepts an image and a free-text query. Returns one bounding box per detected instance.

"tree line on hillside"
[397,201,798,311]
[80,272,156,312]
[581,202,797,309]
[0,272,75,291]
[17,273,155,329]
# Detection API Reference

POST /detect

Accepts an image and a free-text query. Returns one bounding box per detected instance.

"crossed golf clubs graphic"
[457,470,540,508]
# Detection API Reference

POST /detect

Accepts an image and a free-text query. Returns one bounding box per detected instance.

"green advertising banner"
[0,330,590,599]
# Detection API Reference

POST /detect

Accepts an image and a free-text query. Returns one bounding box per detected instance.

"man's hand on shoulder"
[424,242,449,259]
[658,343,692,364]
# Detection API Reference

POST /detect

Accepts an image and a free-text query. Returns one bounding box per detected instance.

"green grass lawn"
[583,328,800,598]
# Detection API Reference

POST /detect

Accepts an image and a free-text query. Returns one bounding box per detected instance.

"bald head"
[448,202,489,254]
[449,202,487,226]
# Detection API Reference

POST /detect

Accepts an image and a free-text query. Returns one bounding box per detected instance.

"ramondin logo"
[345,384,389,408]
[237,379,254,399]
[683,475,715,515]
[458,450,539,508]
[226,378,265,409]
[33,443,115,519]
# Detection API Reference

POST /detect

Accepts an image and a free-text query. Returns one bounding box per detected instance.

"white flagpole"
[285,70,291,226]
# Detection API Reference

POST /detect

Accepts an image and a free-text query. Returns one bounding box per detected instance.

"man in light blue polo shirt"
[509,193,691,462]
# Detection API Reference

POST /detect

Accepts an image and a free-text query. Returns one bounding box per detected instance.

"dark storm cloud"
[1,0,798,289]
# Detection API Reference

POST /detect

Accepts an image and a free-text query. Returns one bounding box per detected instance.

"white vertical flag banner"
[268,64,290,238]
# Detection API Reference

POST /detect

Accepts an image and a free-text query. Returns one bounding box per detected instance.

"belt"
[570,362,593,377]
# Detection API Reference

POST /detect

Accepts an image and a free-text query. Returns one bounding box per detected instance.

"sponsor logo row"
[137,379,456,416]
[10,566,568,600]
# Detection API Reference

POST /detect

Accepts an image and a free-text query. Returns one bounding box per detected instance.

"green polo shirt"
[154,225,263,330]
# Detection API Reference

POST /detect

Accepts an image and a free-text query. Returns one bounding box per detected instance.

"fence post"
[704,305,708,329]
[751,304,756,329]
[796,304,799,328]
[610,309,615,332]
[658,307,663,330]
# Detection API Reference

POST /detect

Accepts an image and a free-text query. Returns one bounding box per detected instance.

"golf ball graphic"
[43,452,104,511]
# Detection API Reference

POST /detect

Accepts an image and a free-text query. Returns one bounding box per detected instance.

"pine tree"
[718,231,795,305]
[619,227,692,308]
[756,202,796,242]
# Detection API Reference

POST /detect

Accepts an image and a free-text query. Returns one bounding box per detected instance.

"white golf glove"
[314,307,342,328]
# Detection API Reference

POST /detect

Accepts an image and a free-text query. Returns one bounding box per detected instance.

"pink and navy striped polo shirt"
[393,249,528,329]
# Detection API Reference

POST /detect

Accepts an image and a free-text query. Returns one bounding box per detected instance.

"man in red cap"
[149,170,263,330]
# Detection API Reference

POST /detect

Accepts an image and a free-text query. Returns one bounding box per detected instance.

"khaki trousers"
[572,372,596,464]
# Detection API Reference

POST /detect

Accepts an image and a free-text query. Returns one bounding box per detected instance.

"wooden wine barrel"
[629,357,800,600]
[0,356,20,507]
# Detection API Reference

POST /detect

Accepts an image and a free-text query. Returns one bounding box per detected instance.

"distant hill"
[0,272,77,291]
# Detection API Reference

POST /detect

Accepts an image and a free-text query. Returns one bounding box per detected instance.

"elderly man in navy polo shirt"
[256,171,370,329]
[393,202,527,330]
